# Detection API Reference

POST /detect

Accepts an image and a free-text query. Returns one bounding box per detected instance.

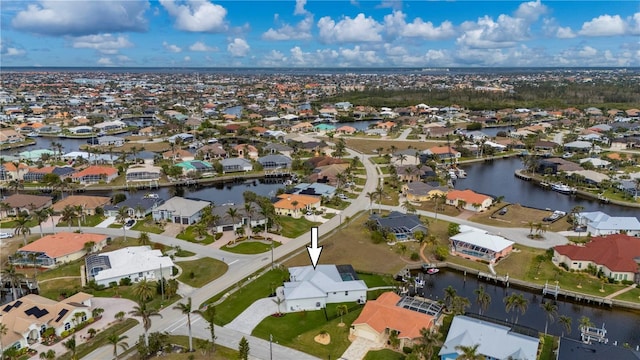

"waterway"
[417,269,640,347]
[455,157,639,218]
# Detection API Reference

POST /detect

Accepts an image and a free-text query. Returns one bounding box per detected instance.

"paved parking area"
[340,337,384,360]
[224,297,280,334]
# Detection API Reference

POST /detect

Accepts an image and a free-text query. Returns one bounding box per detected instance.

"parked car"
[338,193,348,200]
[0,232,14,239]
[125,219,136,228]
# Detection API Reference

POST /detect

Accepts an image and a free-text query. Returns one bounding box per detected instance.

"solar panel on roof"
[25,306,49,319]
[55,308,69,322]
[2,300,23,312]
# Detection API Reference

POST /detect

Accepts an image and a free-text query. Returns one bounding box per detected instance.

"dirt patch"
[314,333,331,345]
[344,138,442,154]
[467,203,572,232]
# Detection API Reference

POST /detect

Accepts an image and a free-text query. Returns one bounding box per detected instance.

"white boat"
[26,132,40,137]
[551,183,576,194]
[143,193,159,199]
[427,268,440,275]
[448,170,457,180]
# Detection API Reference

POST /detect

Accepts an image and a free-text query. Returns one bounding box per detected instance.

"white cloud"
[318,13,383,43]
[189,41,217,51]
[116,55,132,62]
[579,14,626,37]
[294,0,308,16]
[578,45,597,57]
[97,57,113,66]
[556,26,576,39]
[163,41,182,53]
[259,50,287,66]
[339,46,382,66]
[72,34,133,54]
[457,14,531,48]
[0,39,26,57]
[514,0,547,22]
[184,56,191,62]
[227,38,249,57]
[12,0,149,36]
[160,0,228,32]
[262,15,313,41]
[383,11,455,40]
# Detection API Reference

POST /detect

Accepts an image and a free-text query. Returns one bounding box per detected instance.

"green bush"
[434,246,448,261]
[410,252,420,261]
[119,278,132,286]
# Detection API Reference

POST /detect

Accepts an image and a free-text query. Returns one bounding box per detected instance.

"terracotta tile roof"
[52,195,111,212]
[446,189,492,204]
[26,166,56,174]
[353,292,434,339]
[18,232,108,259]
[71,166,118,178]
[274,194,321,210]
[2,194,52,209]
[554,234,640,272]
[3,162,29,171]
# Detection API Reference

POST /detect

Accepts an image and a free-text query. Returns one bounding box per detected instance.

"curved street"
[12,146,568,359]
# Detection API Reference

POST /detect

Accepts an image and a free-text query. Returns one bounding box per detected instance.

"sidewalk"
[95,216,116,228]
[605,284,637,299]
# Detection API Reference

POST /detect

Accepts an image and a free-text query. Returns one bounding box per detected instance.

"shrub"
[61,330,69,338]
[119,278,132,286]
[370,230,385,244]
[410,252,420,261]
[109,281,118,288]
[434,246,448,261]
[189,271,195,279]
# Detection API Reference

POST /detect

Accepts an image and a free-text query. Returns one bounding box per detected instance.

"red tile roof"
[554,234,640,272]
[353,292,434,339]
[71,166,117,178]
[447,189,491,204]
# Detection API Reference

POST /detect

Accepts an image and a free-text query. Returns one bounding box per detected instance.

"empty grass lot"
[58,318,139,360]
[147,335,238,359]
[468,203,573,232]
[364,349,406,360]
[252,304,363,359]
[277,216,321,238]
[176,258,227,288]
[221,240,281,254]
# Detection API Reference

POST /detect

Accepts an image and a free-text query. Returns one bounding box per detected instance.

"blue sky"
[1,0,638,67]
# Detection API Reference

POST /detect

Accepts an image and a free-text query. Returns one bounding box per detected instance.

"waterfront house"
[263,143,293,157]
[162,149,195,162]
[308,163,350,185]
[0,129,24,144]
[257,154,292,170]
[335,125,356,135]
[0,292,93,351]
[402,182,448,202]
[351,292,437,349]
[152,196,210,224]
[439,315,539,360]
[93,120,126,132]
[71,166,118,184]
[553,234,640,283]
[86,246,174,287]
[1,194,53,216]
[536,157,583,174]
[233,144,259,159]
[175,160,215,177]
[126,164,162,182]
[424,146,460,162]
[292,182,337,198]
[450,226,514,264]
[11,232,108,268]
[564,140,599,153]
[396,165,434,182]
[19,149,54,161]
[220,157,253,173]
[51,195,110,216]
[23,166,76,182]
[96,135,125,147]
[2,161,29,180]
[67,126,93,135]
[197,143,227,160]
[575,211,640,236]
[446,189,492,212]
[273,194,321,218]
[290,122,314,132]
[369,211,428,241]
[209,203,266,233]
[104,195,165,218]
[283,264,368,312]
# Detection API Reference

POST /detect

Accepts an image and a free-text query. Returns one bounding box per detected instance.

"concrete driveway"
[225,297,280,334]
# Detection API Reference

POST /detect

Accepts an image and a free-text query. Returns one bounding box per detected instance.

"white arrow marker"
[307,227,322,270]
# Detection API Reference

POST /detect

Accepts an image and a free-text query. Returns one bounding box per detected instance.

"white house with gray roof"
[576,211,640,236]
[87,246,174,287]
[220,158,253,173]
[152,196,210,224]
[282,265,368,312]
[439,315,539,360]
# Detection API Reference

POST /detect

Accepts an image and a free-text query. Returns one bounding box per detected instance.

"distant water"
[2,67,637,75]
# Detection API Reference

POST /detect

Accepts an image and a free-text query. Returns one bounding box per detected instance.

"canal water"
[417,269,640,346]
[455,157,639,218]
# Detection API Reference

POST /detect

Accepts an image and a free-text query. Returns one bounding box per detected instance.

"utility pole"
[269,334,273,360]
[270,238,274,269]
[160,264,164,305]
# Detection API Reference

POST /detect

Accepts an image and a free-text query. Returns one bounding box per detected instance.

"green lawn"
[0,218,39,229]
[174,248,196,257]
[176,258,228,288]
[221,240,281,254]
[56,214,104,228]
[209,268,290,325]
[277,216,321,238]
[538,335,558,360]
[176,226,216,244]
[37,259,83,280]
[364,349,406,360]
[131,219,165,234]
[145,335,238,359]
[57,318,139,360]
[357,272,395,288]
[614,287,640,303]
[252,305,363,359]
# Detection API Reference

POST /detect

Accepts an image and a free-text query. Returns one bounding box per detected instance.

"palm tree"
[32,208,51,238]
[116,205,130,241]
[194,305,216,352]
[541,301,558,335]
[174,297,194,352]
[61,205,77,231]
[336,304,349,326]
[418,327,442,360]
[244,202,255,240]
[365,191,376,213]
[106,332,129,359]
[455,344,485,360]
[443,285,457,310]
[2,264,26,301]
[451,296,471,315]
[138,232,151,246]
[579,316,594,332]
[225,207,240,233]
[474,286,491,316]
[374,185,385,213]
[503,293,528,323]
[0,322,7,360]
[132,279,155,302]
[39,349,56,360]
[129,301,162,346]
[559,315,572,336]
[62,335,77,360]
[74,205,84,230]
[13,215,31,246]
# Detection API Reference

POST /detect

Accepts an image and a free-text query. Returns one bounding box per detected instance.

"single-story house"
[71,166,118,184]
[370,211,428,241]
[96,135,125,147]
[2,162,29,180]
[575,211,640,236]
[439,315,539,360]
[274,194,321,218]
[564,140,600,153]
[553,234,640,283]
[93,120,126,132]
[0,292,93,351]
[167,133,194,144]
[1,194,53,216]
[450,226,514,264]
[51,195,110,216]
[351,292,439,349]
[446,189,493,212]
[67,126,93,135]
[233,144,259,160]
[175,160,215,176]
[209,203,267,233]
[402,182,448,202]
[257,154,292,170]
[220,158,253,173]
[152,196,210,224]
[104,195,165,218]
[126,164,162,183]
[23,166,76,182]
[162,149,195,162]
[11,232,108,268]
[283,265,368,312]
[292,182,337,198]
[424,146,460,161]
[86,246,174,287]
